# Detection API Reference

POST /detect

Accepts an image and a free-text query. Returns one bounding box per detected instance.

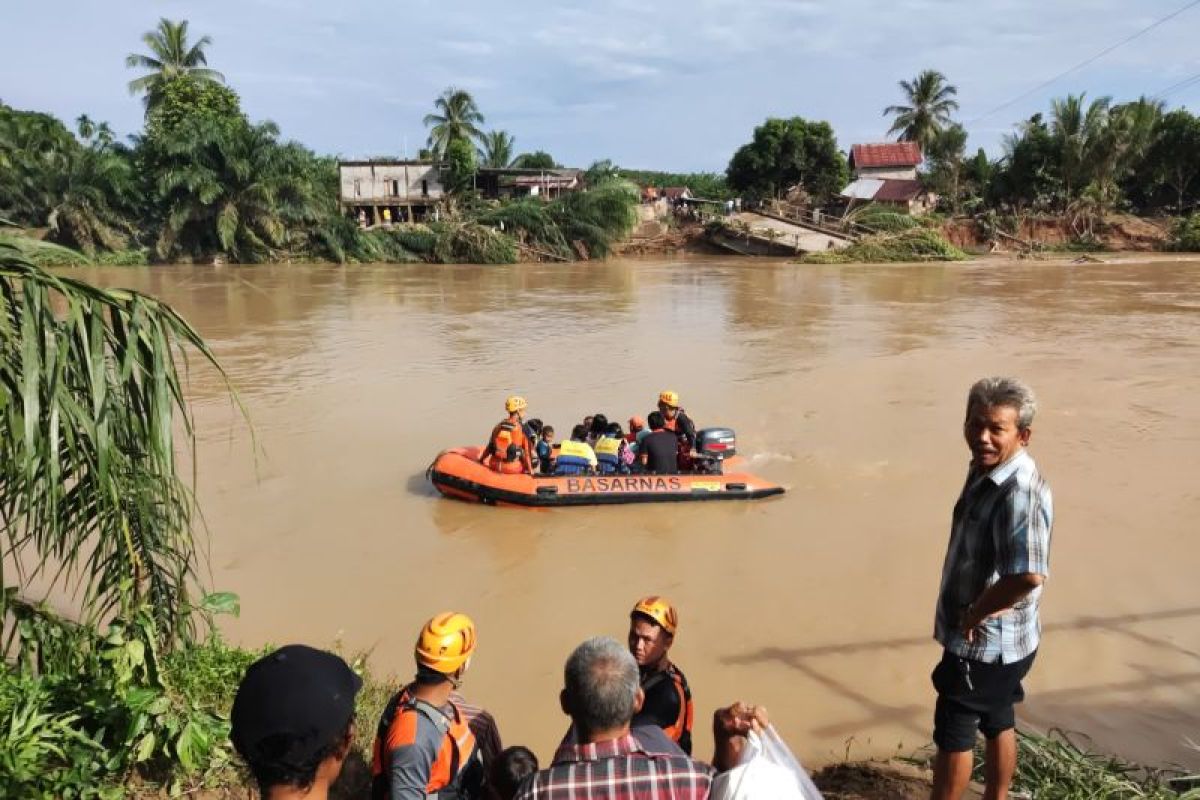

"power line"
[1153,69,1200,100]
[967,0,1200,123]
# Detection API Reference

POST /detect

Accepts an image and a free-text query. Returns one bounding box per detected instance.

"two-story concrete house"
[338,160,444,226]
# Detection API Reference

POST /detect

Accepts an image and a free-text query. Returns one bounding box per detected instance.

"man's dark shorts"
[931,649,1037,752]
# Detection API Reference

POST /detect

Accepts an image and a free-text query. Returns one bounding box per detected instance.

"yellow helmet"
[415,612,477,674]
[631,596,678,636]
[505,395,527,414]
[658,390,680,408]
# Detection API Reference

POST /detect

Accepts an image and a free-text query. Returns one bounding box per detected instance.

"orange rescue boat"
[428,428,784,507]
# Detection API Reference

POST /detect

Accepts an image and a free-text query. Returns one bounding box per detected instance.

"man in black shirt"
[638,412,679,474]
[627,596,693,755]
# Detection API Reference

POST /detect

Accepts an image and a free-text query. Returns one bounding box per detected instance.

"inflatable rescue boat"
[428,428,785,507]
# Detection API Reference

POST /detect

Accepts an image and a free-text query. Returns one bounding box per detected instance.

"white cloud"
[2,0,1198,169]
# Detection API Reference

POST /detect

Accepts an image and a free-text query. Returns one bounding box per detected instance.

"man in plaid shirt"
[931,377,1053,800]
[515,637,763,799]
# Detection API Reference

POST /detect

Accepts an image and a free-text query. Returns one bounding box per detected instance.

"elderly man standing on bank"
[931,377,1053,800]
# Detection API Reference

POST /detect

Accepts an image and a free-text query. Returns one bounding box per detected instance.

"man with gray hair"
[930,377,1053,800]
[515,637,763,799]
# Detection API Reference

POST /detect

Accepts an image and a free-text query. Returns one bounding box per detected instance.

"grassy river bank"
[12,629,1188,799]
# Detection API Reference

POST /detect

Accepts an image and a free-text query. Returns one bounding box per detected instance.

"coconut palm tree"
[883,69,959,151]
[423,87,485,157]
[1049,93,1110,204]
[478,130,515,168]
[126,18,225,111]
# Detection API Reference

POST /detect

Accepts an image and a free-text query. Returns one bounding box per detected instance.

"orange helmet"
[658,390,680,408]
[505,396,527,414]
[415,612,477,674]
[631,596,678,636]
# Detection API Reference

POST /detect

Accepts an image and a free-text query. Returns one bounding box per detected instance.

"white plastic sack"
[709,725,824,800]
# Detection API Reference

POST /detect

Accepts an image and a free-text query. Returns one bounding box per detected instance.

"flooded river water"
[80,256,1200,768]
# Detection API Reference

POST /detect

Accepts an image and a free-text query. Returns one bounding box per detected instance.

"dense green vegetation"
[0,19,637,267]
[720,68,1200,253]
[0,237,247,795]
[726,117,848,203]
[879,70,1200,243]
[619,168,732,199]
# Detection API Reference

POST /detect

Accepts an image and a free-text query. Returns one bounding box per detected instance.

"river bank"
[8,208,1198,267]
[109,635,1198,799]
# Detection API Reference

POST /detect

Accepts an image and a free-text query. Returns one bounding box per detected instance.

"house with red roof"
[840,141,936,214]
[848,142,923,181]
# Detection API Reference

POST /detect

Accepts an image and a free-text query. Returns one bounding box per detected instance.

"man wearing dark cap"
[231,644,362,799]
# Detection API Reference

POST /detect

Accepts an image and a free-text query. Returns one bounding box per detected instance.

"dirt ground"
[142,759,946,799]
[941,213,1172,252]
[813,761,935,800]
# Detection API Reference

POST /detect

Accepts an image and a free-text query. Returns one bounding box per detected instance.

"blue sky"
[2,0,1199,171]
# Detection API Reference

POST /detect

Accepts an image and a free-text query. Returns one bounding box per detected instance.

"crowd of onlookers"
[231,597,766,800]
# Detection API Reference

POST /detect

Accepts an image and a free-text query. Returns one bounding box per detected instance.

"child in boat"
[554,425,598,476]
[607,421,636,472]
[525,419,544,471]
[594,422,628,475]
[537,426,555,475]
[587,414,609,447]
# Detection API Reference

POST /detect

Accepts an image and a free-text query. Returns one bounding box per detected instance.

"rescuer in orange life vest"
[627,596,695,755]
[656,390,697,472]
[372,613,499,800]
[479,396,534,475]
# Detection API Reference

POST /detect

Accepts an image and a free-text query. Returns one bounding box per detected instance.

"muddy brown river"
[78,256,1200,769]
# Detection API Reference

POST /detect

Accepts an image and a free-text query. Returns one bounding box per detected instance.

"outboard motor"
[693,427,736,474]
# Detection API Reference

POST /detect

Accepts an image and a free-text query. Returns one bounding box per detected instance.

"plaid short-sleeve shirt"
[514,732,714,800]
[934,449,1053,663]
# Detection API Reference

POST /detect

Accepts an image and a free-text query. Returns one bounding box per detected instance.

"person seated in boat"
[479,396,534,475]
[586,414,609,447]
[525,418,544,471]
[626,416,647,455]
[656,390,697,472]
[594,423,630,475]
[554,424,598,476]
[612,422,637,471]
[536,426,556,475]
[638,412,680,475]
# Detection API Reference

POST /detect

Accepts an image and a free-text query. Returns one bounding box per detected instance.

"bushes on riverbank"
[801,227,967,264]
[0,593,399,798]
[1170,215,1200,252]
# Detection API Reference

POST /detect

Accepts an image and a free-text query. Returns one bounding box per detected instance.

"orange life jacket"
[371,688,480,800]
[488,418,527,463]
[644,664,694,752]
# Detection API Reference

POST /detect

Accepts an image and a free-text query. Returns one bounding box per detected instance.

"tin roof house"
[840,142,936,215]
